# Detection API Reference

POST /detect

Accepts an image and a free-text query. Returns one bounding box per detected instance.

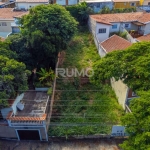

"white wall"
[68,0,77,5]
[96,22,110,42]
[144,22,150,35]
[56,0,66,5]
[16,2,47,10]
[111,78,128,109]
[109,22,120,33]
[0,21,13,32]
[98,45,106,58]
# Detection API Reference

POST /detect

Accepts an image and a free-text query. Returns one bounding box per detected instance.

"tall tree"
[121,91,150,150]
[66,2,94,25]
[20,4,78,69]
[6,34,33,70]
[91,42,150,91]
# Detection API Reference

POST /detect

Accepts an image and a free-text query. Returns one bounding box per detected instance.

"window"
[2,22,7,26]
[148,2,150,5]
[112,24,117,29]
[124,2,126,5]
[130,3,135,6]
[124,23,130,28]
[99,28,106,33]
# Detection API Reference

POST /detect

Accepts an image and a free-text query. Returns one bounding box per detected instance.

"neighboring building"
[0,8,27,38]
[136,33,150,41]
[79,0,113,13]
[0,2,5,8]
[54,0,78,6]
[98,34,132,57]
[89,12,150,43]
[0,90,50,141]
[113,0,140,9]
[15,0,48,10]
[98,34,133,109]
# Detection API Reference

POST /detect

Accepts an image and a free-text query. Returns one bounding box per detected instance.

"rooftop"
[0,8,28,20]
[100,35,132,53]
[90,12,150,24]
[16,0,48,2]
[16,91,49,117]
[136,33,150,41]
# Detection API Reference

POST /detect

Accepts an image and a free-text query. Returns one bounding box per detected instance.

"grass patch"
[49,27,124,137]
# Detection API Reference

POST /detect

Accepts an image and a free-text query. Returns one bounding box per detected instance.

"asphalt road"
[0,138,124,150]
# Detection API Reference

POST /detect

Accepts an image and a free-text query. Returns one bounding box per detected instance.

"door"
[17,130,41,140]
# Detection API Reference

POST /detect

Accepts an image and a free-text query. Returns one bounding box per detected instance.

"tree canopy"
[91,42,150,91]
[66,2,94,25]
[20,4,78,69]
[0,40,30,108]
[121,91,150,150]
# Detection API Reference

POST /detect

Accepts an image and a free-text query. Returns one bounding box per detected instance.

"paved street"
[0,138,124,150]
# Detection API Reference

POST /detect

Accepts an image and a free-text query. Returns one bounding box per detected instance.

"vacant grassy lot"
[49,27,124,137]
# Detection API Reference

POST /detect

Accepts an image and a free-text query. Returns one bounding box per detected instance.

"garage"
[17,130,41,140]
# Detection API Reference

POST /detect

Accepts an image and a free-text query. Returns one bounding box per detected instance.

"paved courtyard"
[0,138,124,150]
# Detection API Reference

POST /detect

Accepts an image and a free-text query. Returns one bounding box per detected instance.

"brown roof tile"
[100,35,132,53]
[136,33,150,41]
[7,114,47,121]
[90,12,150,24]
[0,8,28,20]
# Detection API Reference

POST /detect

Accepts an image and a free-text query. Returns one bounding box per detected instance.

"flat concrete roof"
[15,91,49,117]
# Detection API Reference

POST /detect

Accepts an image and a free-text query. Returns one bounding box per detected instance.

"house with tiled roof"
[98,35,136,110]
[89,12,150,43]
[99,34,132,57]
[136,33,150,41]
[15,0,48,10]
[0,8,28,38]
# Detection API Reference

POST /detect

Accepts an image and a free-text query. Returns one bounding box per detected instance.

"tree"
[120,91,150,150]
[6,34,33,70]
[66,2,94,25]
[20,4,78,69]
[0,56,30,99]
[91,42,150,91]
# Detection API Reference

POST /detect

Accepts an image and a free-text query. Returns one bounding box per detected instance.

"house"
[54,0,78,6]
[89,12,150,44]
[98,34,132,57]
[98,34,134,109]
[79,0,113,13]
[113,0,140,9]
[0,8,27,38]
[0,89,50,141]
[136,33,150,41]
[15,0,48,10]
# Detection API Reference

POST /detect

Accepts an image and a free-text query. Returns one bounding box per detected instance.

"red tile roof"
[136,33,150,41]
[100,35,132,53]
[90,12,150,24]
[0,8,28,20]
[7,112,47,121]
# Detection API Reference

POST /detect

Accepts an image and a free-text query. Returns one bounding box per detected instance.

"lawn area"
[49,27,124,137]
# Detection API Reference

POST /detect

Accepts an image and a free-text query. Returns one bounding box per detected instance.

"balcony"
[129,30,144,38]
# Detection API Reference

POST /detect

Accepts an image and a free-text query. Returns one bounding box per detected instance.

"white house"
[0,8,28,38]
[89,12,150,43]
[15,0,48,10]
[55,0,77,5]
[98,34,133,109]
[79,0,113,13]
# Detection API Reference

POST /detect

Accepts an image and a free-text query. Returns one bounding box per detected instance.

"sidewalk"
[0,138,123,150]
